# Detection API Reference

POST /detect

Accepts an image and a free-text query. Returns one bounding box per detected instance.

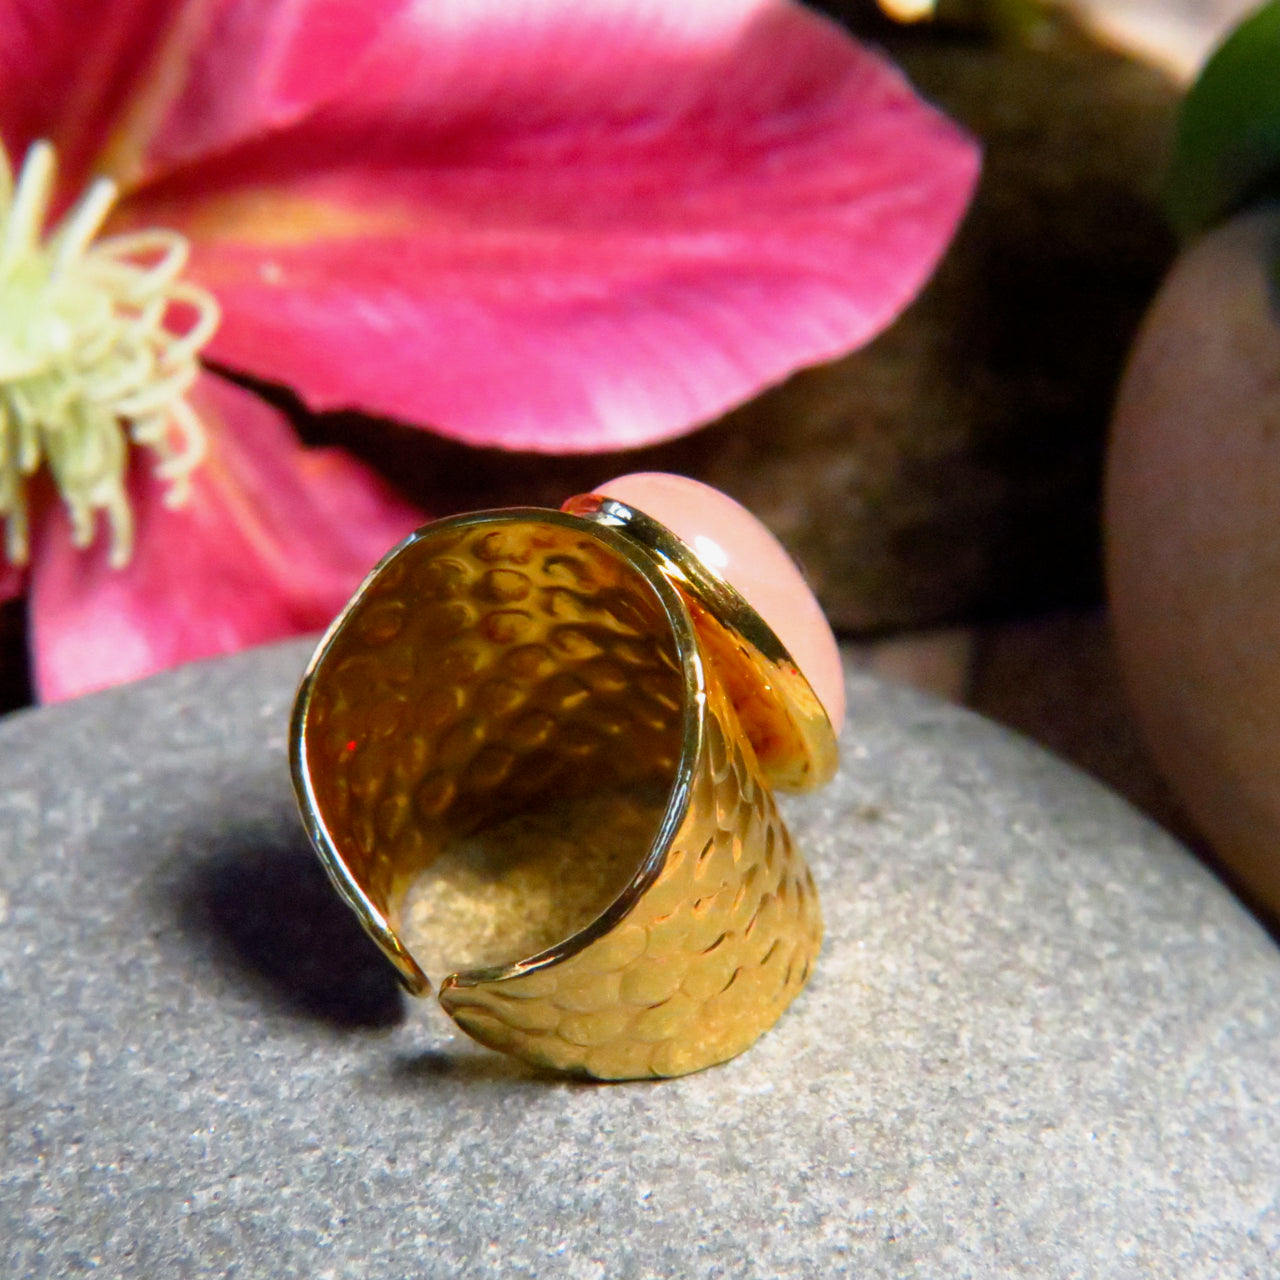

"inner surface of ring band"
[301,516,685,981]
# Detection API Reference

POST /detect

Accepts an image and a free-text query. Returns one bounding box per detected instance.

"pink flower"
[0,0,979,702]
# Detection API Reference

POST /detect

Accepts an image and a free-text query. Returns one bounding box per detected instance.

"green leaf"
[1166,0,1280,239]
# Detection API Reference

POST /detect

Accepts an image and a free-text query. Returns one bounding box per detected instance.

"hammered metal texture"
[299,514,823,1079]
[442,659,823,1079]
[302,519,684,927]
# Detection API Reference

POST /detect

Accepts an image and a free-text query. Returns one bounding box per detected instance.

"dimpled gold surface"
[303,519,684,961]
[300,512,823,1079]
[440,651,822,1080]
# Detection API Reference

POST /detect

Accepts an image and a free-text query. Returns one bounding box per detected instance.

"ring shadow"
[174,817,406,1031]
[168,806,635,1085]
[389,1047,563,1087]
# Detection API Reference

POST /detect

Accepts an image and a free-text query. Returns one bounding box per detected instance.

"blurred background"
[0,0,1261,888]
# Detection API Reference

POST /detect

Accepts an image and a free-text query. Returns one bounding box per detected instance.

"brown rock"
[1106,205,1280,920]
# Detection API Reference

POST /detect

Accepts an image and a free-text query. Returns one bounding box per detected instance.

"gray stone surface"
[2,640,1279,1278]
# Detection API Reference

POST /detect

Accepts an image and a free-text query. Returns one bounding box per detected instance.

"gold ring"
[290,474,840,1079]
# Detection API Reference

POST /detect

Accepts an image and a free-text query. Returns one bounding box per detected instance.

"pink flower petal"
[0,0,406,192]
[0,0,174,187]
[133,0,413,184]
[28,375,425,702]
[0,556,23,601]
[125,0,979,452]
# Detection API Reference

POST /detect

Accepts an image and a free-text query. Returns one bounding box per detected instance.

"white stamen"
[1,141,55,273]
[0,138,219,567]
[51,177,118,273]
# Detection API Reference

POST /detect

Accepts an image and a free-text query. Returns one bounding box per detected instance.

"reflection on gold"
[292,508,834,1078]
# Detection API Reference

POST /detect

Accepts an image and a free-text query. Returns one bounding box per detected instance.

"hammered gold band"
[290,495,837,1079]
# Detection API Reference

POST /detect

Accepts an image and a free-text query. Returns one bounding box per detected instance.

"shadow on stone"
[179,831,405,1031]
[390,1049,667,1090]
[389,1049,554,1087]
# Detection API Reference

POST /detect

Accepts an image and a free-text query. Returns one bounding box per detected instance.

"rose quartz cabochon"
[592,473,845,733]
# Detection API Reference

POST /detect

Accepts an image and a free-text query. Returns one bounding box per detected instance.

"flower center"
[0,139,219,569]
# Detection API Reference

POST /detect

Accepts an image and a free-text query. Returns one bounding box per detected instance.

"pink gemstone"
[591,472,845,733]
